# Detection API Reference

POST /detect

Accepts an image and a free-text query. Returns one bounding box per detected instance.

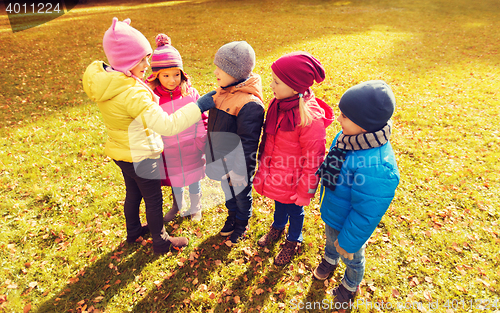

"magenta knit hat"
[271,51,325,94]
[145,34,184,83]
[102,17,152,76]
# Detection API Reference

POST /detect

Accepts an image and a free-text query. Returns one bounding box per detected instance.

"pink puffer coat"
[154,84,208,187]
[254,97,334,203]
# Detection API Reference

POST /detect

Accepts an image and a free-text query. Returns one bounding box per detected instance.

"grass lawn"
[0,0,499,312]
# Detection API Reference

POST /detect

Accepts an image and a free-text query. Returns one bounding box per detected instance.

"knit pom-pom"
[155,33,171,47]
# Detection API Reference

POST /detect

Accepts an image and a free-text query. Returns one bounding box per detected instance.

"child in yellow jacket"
[82,18,215,254]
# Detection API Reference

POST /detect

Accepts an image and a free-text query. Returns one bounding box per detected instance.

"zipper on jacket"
[171,92,186,187]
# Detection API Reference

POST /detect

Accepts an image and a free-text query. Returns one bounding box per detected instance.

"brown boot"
[163,191,183,223]
[189,193,202,221]
[275,240,300,266]
[257,225,284,247]
[153,234,189,254]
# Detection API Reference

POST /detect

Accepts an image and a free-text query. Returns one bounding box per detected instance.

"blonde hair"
[297,96,323,127]
[147,70,190,97]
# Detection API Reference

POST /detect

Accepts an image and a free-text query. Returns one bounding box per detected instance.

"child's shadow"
[130,233,232,312]
[35,240,156,313]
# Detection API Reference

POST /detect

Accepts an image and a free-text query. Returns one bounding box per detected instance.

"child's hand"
[334,239,354,260]
[196,91,217,112]
[290,194,310,207]
[221,170,247,187]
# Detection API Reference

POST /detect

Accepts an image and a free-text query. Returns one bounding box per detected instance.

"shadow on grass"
[35,239,157,313]
[129,233,233,312]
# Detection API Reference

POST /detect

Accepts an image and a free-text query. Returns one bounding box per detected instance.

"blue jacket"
[320,132,400,253]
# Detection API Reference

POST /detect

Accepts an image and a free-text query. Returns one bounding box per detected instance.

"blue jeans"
[221,178,253,221]
[324,224,366,292]
[171,181,201,195]
[272,201,304,243]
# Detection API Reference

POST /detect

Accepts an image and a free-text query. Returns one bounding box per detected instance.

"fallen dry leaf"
[423,290,432,301]
[198,284,207,292]
[392,287,400,298]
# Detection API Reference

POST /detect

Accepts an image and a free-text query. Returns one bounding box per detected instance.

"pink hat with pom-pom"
[145,34,184,83]
[102,17,152,76]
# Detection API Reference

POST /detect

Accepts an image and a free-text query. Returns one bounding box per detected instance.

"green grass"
[1,0,499,312]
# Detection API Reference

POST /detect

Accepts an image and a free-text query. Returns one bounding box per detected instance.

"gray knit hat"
[338,80,396,132]
[214,41,255,81]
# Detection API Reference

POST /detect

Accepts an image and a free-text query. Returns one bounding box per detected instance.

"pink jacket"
[154,83,208,187]
[254,96,334,203]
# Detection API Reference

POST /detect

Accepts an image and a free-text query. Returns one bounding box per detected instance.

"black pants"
[114,158,169,248]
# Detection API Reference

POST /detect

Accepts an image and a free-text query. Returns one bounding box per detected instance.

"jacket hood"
[83,61,136,103]
[314,98,334,128]
[215,73,263,103]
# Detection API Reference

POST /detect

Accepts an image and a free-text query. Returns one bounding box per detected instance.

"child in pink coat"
[254,52,333,265]
[146,34,208,222]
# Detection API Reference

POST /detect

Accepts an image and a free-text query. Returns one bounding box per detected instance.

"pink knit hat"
[271,51,325,94]
[102,17,152,76]
[145,34,184,83]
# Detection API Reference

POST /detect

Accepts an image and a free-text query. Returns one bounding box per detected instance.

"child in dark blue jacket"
[313,80,400,307]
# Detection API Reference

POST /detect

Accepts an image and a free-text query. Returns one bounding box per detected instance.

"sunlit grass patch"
[0,0,499,312]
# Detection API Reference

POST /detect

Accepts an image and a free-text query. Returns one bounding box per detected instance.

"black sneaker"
[229,219,248,244]
[220,211,236,236]
[313,257,338,280]
[331,284,359,307]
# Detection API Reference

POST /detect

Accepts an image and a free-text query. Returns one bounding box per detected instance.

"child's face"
[158,68,182,91]
[214,66,237,87]
[270,71,297,100]
[130,56,150,78]
[337,111,366,136]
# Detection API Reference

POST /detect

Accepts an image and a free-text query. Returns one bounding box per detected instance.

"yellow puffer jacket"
[82,61,201,163]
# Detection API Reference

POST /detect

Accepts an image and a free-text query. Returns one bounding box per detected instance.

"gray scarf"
[316,121,392,191]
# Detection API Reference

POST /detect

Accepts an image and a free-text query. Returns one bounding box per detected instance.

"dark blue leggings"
[114,158,169,247]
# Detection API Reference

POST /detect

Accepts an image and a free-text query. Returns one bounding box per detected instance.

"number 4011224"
[6,3,61,14]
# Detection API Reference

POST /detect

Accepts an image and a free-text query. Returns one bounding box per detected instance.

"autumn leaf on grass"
[234,296,240,304]
[93,296,104,303]
[189,252,198,261]
[451,242,462,253]
[198,284,207,292]
[23,304,31,313]
[476,278,490,287]
[423,290,432,301]
[456,284,467,292]
[255,288,264,295]
[242,247,253,257]
[410,277,420,287]
[392,288,400,298]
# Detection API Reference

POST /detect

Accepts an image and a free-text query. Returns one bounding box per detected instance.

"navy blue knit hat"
[338,80,395,132]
